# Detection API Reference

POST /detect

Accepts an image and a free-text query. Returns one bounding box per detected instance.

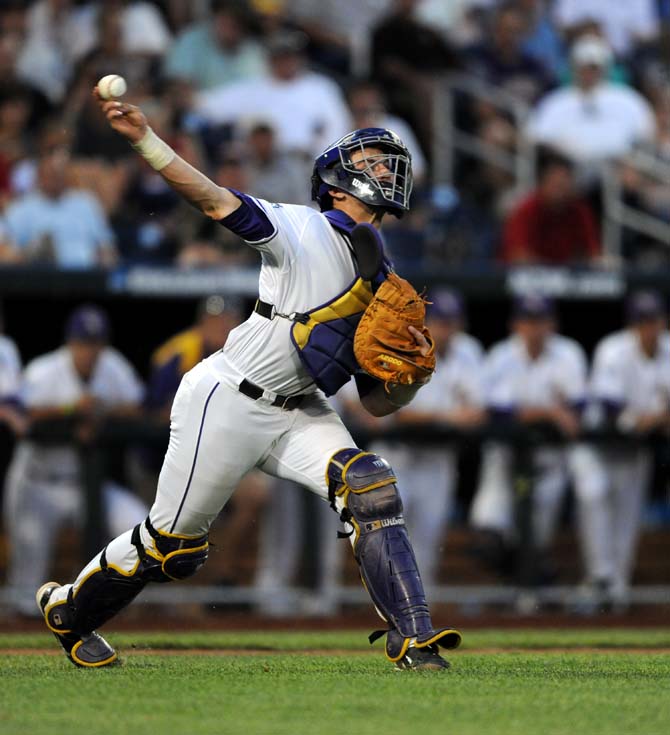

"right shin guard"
[45,518,208,635]
[327,449,461,655]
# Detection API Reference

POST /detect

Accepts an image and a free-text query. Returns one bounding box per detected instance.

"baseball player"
[3,305,147,616]
[339,289,485,589]
[469,295,588,580]
[36,88,461,670]
[571,291,670,611]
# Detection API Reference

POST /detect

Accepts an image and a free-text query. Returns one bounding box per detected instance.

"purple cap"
[512,294,555,319]
[65,305,110,342]
[626,290,665,322]
[428,289,463,320]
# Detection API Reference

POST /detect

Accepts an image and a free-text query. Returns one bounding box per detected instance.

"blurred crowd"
[0,0,667,270]
[1,289,670,618]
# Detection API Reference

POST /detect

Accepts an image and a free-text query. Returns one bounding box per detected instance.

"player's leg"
[391,447,456,588]
[259,393,461,670]
[531,448,568,550]
[254,479,304,615]
[469,443,514,535]
[610,450,652,605]
[102,481,149,537]
[3,475,76,615]
[569,445,616,585]
[39,364,285,666]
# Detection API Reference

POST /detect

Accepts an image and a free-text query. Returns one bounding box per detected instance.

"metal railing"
[433,72,670,262]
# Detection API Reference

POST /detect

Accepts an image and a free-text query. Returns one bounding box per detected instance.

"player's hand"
[551,406,580,438]
[408,325,431,357]
[93,87,148,144]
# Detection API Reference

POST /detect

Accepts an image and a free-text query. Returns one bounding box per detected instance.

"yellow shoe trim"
[385,637,411,663]
[70,640,118,668]
[415,629,462,650]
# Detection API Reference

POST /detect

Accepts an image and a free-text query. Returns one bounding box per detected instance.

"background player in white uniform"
[3,305,147,615]
[470,295,587,580]
[571,291,670,610]
[36,89,461,670]
[339,289,485,589]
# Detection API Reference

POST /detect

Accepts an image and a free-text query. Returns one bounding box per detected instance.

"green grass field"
[1,629,669,735]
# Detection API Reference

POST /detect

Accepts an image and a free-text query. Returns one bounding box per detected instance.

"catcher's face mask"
[311,127,413,217]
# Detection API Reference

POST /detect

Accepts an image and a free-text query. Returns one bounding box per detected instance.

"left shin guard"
[327,449,461,655]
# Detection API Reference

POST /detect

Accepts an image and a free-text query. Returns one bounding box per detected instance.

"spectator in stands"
[470,295,588,586]
[288,0,390,76]
[464,2,555,105]
[501,148,601,264]
[241,121,310,204]
[347,78,426,184]
[164,0,267,91]
[571,291,670,612]
[341,289,485,589]
[0,5,54,129]
[526,35,655,167]
[2,304,147,616]
[2,143,118,269]
[196,29,352,159]
[552,0,659,59]
[143,295,269,593]
[0,85,33,202]
[371,0,460,151]
[516,0,566,79]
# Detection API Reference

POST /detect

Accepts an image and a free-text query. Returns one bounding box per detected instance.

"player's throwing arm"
[94,82,241,221]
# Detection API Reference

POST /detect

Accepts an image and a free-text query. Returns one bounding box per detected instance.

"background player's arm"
[96,93,241,221]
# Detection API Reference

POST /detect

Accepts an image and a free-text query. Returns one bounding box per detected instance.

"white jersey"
[17,346,144,482]
[484,334,588,410]
[589,330,670,416]
[0,335,21,400]
[216,200,362,396]
[401,332,484,413]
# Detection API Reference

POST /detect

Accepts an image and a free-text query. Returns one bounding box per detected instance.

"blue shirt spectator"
[2,147,116,269]
[163,2,267,90]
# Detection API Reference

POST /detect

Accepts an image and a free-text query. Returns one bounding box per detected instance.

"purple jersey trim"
[218,189,277,243]
[169,381,220,533]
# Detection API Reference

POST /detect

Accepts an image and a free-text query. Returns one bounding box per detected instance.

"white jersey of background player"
[0,331,25,435]
[3,306,147,615]
[340,289,485,589]
[571,291,670,609]
[37,92,461,670]
[470,295,587,564]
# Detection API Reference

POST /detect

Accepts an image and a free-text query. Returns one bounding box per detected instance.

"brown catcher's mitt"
[354,272,435,387]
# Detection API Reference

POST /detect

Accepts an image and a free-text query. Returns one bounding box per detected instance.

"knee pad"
[327,449,403,548]
[137,518,209,582]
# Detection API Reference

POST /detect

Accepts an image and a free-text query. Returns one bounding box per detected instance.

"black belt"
[238,378,305,410]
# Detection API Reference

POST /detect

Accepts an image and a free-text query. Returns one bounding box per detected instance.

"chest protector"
[289,211,389,396]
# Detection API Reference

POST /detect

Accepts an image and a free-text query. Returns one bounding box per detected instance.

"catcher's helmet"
[311,127,413,217]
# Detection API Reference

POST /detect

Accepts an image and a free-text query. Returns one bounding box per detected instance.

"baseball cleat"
[394,644,450,671]
[36,582,118,668]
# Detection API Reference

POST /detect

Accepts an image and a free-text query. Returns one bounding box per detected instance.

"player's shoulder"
[97,346,136,374]
[594,329,631,358]
[0,334,20,362]
[485,336,516,363]
[151,328,201,367]
[452,332,484,364]
[24,347,67,378]
[548,333,586,360]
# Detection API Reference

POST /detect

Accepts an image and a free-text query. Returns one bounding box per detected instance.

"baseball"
[97,74,127,100]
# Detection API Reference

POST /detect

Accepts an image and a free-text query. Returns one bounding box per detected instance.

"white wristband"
[131,127,175,171]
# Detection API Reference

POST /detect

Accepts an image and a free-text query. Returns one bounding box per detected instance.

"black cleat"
[36,582,118,668]
[395,644,450,671]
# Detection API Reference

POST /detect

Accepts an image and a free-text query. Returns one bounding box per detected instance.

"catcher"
[37,89,461,671]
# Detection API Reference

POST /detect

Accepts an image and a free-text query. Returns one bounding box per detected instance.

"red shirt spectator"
[501,151,601,264]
